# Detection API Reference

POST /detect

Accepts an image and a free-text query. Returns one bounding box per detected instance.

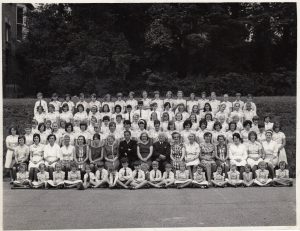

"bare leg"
[116,180,129,189]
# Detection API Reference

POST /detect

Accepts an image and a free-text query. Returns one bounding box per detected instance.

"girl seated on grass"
[211,165,227,188]
[226,163,243,187]
[82,164,97,189]
[12,163,32,188]
[47,162,65,189]
[32,163,49,189]
[242,164,254,187]
[273,161,293,187]
[175,162,192,189]
[192,164,209,188]
[64,161,83,189]
[254,161,273,187]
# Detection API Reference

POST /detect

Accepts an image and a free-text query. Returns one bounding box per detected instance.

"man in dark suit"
[119,130,137,168]
[152,133,171,171]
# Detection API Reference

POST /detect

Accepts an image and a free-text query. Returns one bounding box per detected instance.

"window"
[16,6,23,41]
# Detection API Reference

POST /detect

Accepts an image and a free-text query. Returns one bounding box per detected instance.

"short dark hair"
[183,119,192,128]
[248,131,257,140]
[47,134,57,141]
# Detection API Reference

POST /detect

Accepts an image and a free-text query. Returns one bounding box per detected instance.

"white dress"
[262,140,279,166]
[175,170,191,184]
[5,135,18,168]
[59,111,73,123]
[29,144,45,169]
[228,143,248,166]
[246,141,263,167]
[43,143,61,167]
[184,142,200,166]
[272,131,287,164]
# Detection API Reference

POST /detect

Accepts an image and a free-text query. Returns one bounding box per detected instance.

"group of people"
[6,90,293,189]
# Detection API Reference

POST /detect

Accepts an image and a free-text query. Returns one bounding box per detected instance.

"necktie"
[87,173,90,182]
[124,168,127,176]
[112,174,115,182]
[99,170,102,180]
[140,109,142,117]
[39,100,42,107]
[129,112,131,122]
[135,170,139,179]
[154,170,157,178]
[167,172,169,179]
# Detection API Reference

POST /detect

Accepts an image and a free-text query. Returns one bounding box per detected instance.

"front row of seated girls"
[12,158,292,189]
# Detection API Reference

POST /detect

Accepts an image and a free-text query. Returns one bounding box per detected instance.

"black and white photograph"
[2,1,297,230]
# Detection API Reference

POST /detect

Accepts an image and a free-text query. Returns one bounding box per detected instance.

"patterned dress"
[171,143,185,170]
[200,142,215,165]
[75,145,88,170]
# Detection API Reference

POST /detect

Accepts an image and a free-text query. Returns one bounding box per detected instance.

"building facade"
[2,3,33,97]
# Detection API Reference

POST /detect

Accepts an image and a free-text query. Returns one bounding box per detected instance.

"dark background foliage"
[16,3,296,97]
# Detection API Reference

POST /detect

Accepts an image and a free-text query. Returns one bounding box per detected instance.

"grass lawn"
[2,96,296,176]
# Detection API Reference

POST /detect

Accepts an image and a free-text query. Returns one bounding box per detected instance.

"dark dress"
[90,146,102,164]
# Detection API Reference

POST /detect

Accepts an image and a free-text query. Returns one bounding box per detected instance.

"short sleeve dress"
[170,143,185,170]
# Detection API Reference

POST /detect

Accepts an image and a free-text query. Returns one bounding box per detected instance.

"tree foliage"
[16,3,296,97]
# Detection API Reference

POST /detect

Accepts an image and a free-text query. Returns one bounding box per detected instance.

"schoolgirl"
[102,94,115,113]
[272,122,287,164]
[59,103,73,123]
[243,102,257,121]
[198,91,209,111]
[175,162,192,189]
[229,103,244,123]
[73,104,88,124]
[273,161,293,186]
[47,162,65,188]
[12,163,32,188]
[204,113,214,131]
[240,120,252,144]
[141,91,151,110]
[5,126,19,181]
[33,106,46,125]
[45,104,59,124]
[126,91,138,111]
[151,90,164,112]
[212,121,225,145]
[163,91,174,109]
[173,90,186,110]
[186,92,198,114]
[253,161,272,186]
[49,93,61,112]
[163,102,175,121]
[64,161,83,188]
[196,119,208,144]
[264,115,274,131]
[62,94,75,113]
[32,163,49,189]
[88,93,101,112]
[189,113,199,131]
[209,92,221,116]
[75,93,89,112]
[192,164,209,188]
[114,93,126,113]
[12,136,29,181]
[60,134,75,177]
[38,123,48,145]
[211,165,227,187]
